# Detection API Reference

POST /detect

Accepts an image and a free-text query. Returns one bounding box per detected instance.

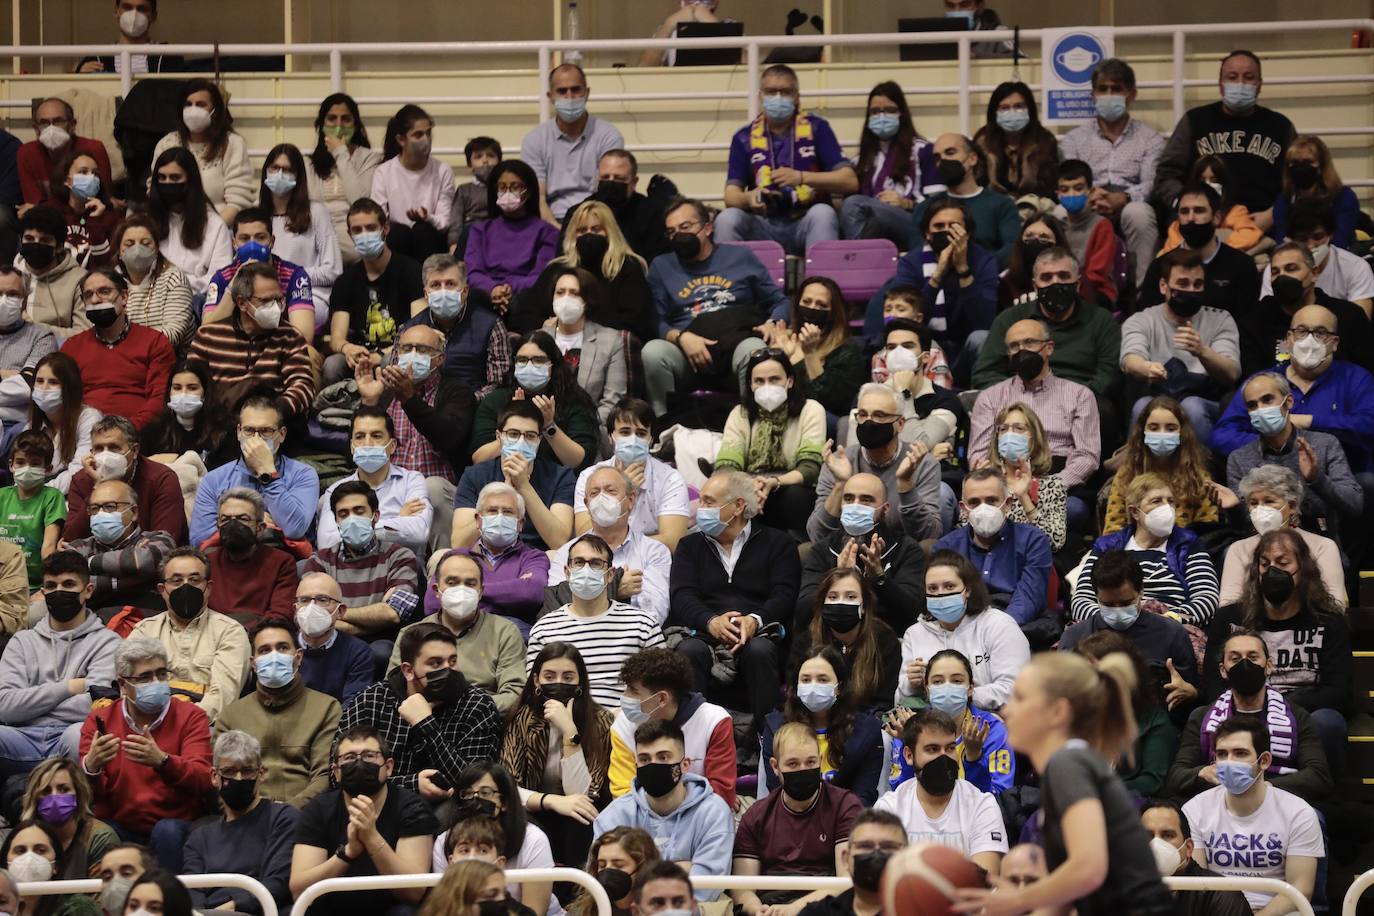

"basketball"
[880,843,988,916]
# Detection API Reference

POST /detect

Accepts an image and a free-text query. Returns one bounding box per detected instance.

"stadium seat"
[804,239,900,310]
[720,239,787,291]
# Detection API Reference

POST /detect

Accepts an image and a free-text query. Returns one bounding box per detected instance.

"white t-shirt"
[1260,245,1374,303]
[573,456,691,538]
[1182,783,1324,912]
[432,822,564,913]
[873,777,1008,858]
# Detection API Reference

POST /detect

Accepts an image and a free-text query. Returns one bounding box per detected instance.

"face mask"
[998,432,1030,461]
[7,850,53,883]
[424,289,463,325]
[70,173,101,201]
[588,492,625,528]
[264,171,297,196]
[1290,334,1329,370]
[928,231,951,256]
[218,519,258,554]
[597,867,633,902]
[476,902,507,916]
[1037,281,1077,316]
[255,651,295,689]
[440,585,481,622]
[1248,405,1286,437]
[928,683,969,718]
[1150,836,1182,877]
[1144,432,1180,457]
[1216,760,1258,795]
[885,345,920,374]
[100,877,134,916]
[1095,94,1128,121]
[455,796,498,821]
[1099,602,1140,631]
[613,435,650,465]
[93,450,129,481]
[0,294,23,328]
[133,679,171,715]
[821,601,862,633]
[90,510,127,544]
[1270,274,1305,308]
[1260,566,1296,605]
[797,306,829,329]
[568,566,606,600]
[762,94,796,121]
[156,182,188,207]
[237,240,271,264]
[397,351,433,381]
[935,158,966,187]
[352,445,389,475]
[36,792,78,826]
[32,387,64,415]
[38,125,70,152]
[499,436,539,466]
[421,666,456,703]
[338,758,384,796]
[166,582,205,620]
[967,503,1005,538]
[514,363,551,392]
[670,231,702,261]
[496,191,525,215]
[851,849,892,893]
[13,466,46,489]
[480,511,520,548]
[916,753,959,795]
[1249,505,1284,535]
[86,304,119,330]
[1222,82,1258,112]
[555,97,588,121]
[295,602,334,638]
[119,8,150,36]
[251,300,283,330]
[1018,237,1053,267]
[797,681,836,713]
[45,589,84,623]
[1009,350,1044,384]
[21,242,56,271]
[855,419,897,450]
[182,105,213,133]
[860,113,899,142]
[1288,160,1319,190]
[1059,193,1088,215]
[324,124,357,144]
[353,231,385,259]
[409,137,432,158]
[1308,242,1330,267]
[635,760,682,797]
[840,503,876,537]
[1142,504,1175,538]
[1178,221,1216,249]
[695,505,731,537]
[926,593,966,624]
[620,691,661,726]
[552,295,585,325]
[218,776,257,812]
[576,231,612,266]
[996,109,1030,133]
[539,682,580,705]
[1168,288,1206,318]
[338,514,375,551]
[753,383,789,413]
[1221,659,1268,702]
[780,766,822,801]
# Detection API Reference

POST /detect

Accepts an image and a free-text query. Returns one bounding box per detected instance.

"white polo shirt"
[574,456,691,539]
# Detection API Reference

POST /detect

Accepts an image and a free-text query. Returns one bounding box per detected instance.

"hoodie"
[592,772,734,901]
[896,609,1030,710]
[22,251,89,341]
[0,612,120,727]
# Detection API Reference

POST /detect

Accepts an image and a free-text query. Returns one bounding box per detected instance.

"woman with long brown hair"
[841,81,939,245]
[566,826,660,916]
[761,275,865,419]
[17,759,116,880]
[28,351,100,494]
[796,566,899,710]
[1103,395,1217,534]
[112,215,194,346]
[1274,134,1359,249]
[973,81,1059,201]
[259,142,342,329]
[152,79,254,226]
[419,859,512,916]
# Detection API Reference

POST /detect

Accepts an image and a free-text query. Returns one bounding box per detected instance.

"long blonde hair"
[555,200,647,281]
[1030,651,1138,764]
[419,860,505,916]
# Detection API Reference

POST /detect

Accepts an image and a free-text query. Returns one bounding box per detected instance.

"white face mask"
[38,125,70,152]
[885,346,921,374]
[440,585,480,622]
[1142,504,1176,538]
[753,383,788,412]
[182,105,213,133]
[294,602,334,638]
[1289,333,1329,370]
[1149,836,1183,877]
[552,295,585,326]
[92,450,129,481]
[7,850,53,883]
[967,502,1005,538]
[0,294,24,327]
[587,491,625,528]
[250,300,283,330]
[1249,505,1285,535]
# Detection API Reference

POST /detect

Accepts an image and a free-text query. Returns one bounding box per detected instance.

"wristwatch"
[543,423,558,439]
[334,843,358,864]
[257,470,280,486]
[566,732,582,746]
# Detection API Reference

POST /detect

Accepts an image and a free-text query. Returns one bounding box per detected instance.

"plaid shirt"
[388,371,451,481]
[1057,116,1166,204]
[336,672,500,792]
[479,321,511,400]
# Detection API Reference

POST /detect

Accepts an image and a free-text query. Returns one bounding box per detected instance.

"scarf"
[749,112,816,206]
[745,407,791,473]
[860,142,900,198]
[1199,686,1299,775]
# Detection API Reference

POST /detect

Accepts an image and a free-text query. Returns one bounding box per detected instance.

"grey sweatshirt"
[0,613,120,727]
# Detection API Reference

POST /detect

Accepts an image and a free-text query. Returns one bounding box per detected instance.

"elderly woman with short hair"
[1218,465,1347,605]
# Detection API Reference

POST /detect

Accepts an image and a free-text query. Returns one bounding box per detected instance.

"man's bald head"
[933,132,972,156]
[297,572,342,602]
[91,479,136,507]
[1289,304,1337,333]
[842,472,888,506]
[1006,318,1049,344]
[397,323,444,350]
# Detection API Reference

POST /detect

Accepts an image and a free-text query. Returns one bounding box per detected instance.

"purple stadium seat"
[804,239,900,307]
[720,239,787,290]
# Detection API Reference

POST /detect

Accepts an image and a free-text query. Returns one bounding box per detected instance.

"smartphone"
[431,772,452,791]
[94,715,105,736]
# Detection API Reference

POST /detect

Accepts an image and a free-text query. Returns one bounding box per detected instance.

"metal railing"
[287,867,611,916]
[1343,867,1374,916]
[1167,875,1315,916]
[16,873,278,916]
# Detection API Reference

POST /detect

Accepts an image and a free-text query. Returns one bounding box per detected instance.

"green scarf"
[746,408,791,473]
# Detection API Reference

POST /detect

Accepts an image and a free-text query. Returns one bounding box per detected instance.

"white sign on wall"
[1041,27,1115,124]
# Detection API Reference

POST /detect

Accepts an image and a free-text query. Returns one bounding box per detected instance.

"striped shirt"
[123,259,196,349]
[1071,542,1220,626]
[525,600,665,709]
[302,541,422,625]
[185,311,316,421]
[968,373,1101,488]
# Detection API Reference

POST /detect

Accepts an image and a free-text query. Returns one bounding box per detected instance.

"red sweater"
[18,137,113,206]
[64,457,187,544]
[79,697,212,832]
[61,323,176,430]
[206,544,299,624]
[1079,217,1120,306]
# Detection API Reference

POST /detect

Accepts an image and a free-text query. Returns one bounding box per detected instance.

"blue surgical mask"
[1222,82,1258,112]
[762,94,796,122]
[264,171,297,196]
[168,394,203,418]
[1060,193,1089,215]
[696,505,731,537]
[840,504,877,537]
[1216,760,1259,795]
[997,432,1030,461]
[797,682,836,713]
[927,683,968,719]
[568,566,605,601]
[926,593,966,624]
[90,511,127,544]
[514,363,551,392]
[620,691,661,726]
[1095,94,1128,121]
[236,240,271,263]
[397,351,433,381]
[254,651,296,689]
[352,445,389,473]
[132,680,170,715]
[338,514,375,550]
[1098,603,1140,631]
[996,109,1030,133]
[353,231,385,259]
[480,512,519,549]
[70,173,101,200]
[1143,432,1180,457]
[1249,406,1286,436]
[613,435,650,465]
[867,113,900,140]
[500,437,539,464]
[554,97,588,122]
[945,9,974,26]
[427,288,463,320]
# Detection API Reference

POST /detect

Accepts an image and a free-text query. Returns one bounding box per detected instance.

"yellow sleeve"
[609,728,635,798]
[1102,475,1127,534]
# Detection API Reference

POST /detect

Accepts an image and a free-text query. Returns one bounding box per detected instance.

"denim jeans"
[839,195,913,245]
[713,204,839,256]
[0,722,83,776]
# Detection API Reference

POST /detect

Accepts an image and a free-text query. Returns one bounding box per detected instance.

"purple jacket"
[422,544,550,625]
[465,215,559,295]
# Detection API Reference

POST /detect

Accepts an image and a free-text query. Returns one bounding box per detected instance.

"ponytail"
[1031,651,1139,765]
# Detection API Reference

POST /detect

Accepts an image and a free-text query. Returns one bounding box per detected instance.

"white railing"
[287,867,611,916]
[1343,867,1374,916]
[16,873,279,916]
[1167,875,1316,916]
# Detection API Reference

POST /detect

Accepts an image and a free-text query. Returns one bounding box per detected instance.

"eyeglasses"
[459,787,501,802]
[124,668,170,686]
[87,501,132,515]
[81,287,121,304]
[500,429,542,444]
[248,297,283,309]
[1290,326,1335,342]
[854,409,898,423]
[295,595,340,608]
[996,423,1030,435]
[1003,875,1038,887]
[514,355,552,367]
[239,427,279,439]
[336,751,384,766]
[568,558,610,572]
[35,116,71,129]
[665,220,703,238]
[396,343,440,357]
[216,513,256,526]
[166,574,207,588]
[1006,338,1049,355]
[217,767,261,781]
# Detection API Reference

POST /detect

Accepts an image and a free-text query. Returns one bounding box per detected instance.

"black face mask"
[45,589,84,623]
[1178,221,1216,249]
[855,419,896,450]
[1037,281,1078,316]
[476,902,508,916]
[928,230,951,255]
[1288,161,1319,190]
[635,760,682,797]
[20,242,56,270]
[935,159,966,188]
[218,519,257,553]
[455,796,498,820]
[156,183,188,207]
[596,179,631,207]
[338,758,384,796]
[1008,349,1044,384]
[597,868,633,902]
[87,306,119,329]
[780,766,822,801]
[915,753,959,795]
[1226,658,1267,696]
[797,306,829,328]
[218,776,257,812]
[1260,567,1296,606]
[850,849,892,893]
[670,231,702,261]
[575,232,611,268]
[422,666,457,704]
[168,583,205,620]
[539,682,581,704]
[1018,237,1053,268]
[1168,289,1206,318]
[1271,275,1306,308]
[821,601,862,633]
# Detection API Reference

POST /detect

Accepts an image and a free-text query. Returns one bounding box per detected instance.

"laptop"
[674,21,744,67]
[898,17,966,62]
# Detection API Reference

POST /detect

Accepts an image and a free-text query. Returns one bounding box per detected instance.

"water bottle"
[565,1,583,63]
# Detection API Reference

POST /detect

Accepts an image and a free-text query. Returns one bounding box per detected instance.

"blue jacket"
[760,709,885,806]
[863,242,999,340]
[647,243,789,337]
[1092,523,1199,597]
[933,520,1053,626]
[889,706,1014,795]
[190,455,321,546]
[299,630,375,707]
[1211,364,1374,472]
